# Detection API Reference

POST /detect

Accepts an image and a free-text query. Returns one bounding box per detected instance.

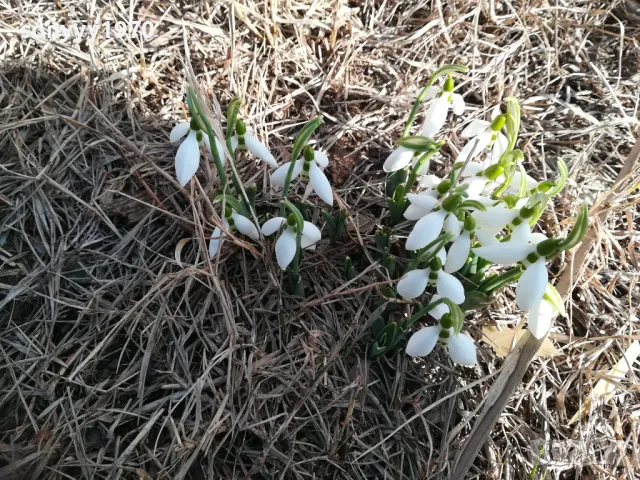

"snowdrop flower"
[234,120,278,168]
[209,208,260,258]
[444,215,475,273]
[271,148,333,206]
[472,223,557,312]
[405,192,463,251]
[527,298,557,339]
[383,146,416,172]
[406,311,477,366]
[421,75,465,138]
[457,111,508,166]
[397,253,465,303]
[170,119,226,187]
[261,215,322,269]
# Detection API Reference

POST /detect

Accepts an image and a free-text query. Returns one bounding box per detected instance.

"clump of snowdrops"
[169,66,587,367]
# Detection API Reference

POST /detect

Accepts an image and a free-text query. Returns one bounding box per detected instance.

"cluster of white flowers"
[169,95,330,275]
[384,72,574,366]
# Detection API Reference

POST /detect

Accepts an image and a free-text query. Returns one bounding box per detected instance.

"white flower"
[527,298,557,339]
[271,151,333,206]
[406,315,477,366]
[209,210,260,258]
[397,250,465,303]
[239,131,278,168]
[171,121,227,187]
[444,229,471,273]
[261,217,322,269]
[457,109,508,166]
[406,209,455,251]
[472,228,549,312]
[383,146,416,173]
[421,78,465,138]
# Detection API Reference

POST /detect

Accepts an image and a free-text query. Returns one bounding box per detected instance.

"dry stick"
[451,137,640,478]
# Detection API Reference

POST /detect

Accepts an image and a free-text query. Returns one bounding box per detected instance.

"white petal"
[462,177,491,197]
[301,235,316,249]
[406,192,438,212]
[175,130,200,187]
[261,217,287,236]
[314,151,329,168]
[421,95,450,138]
[516,258,548,312]
[170,122,191,143]
[231,135,239,152]
[302,221,322,242]
[530,232,548,244]
[491,133,509,162]
[510,221,532,244]
[527,299,556,339]
[461,120,490,139]
[422,85,441,100]
[471,206,519,233]
[459,161,485,177]
[231,212,260,240]
[428,294,450,320]
[209,227,226,258]
[404,204,432,220]
[443,213,461,238]
[472,243,536,265]
[474,229,499,246]
[451,93,465,115]
[397,269,430,300]
[435,247,447,264]
[445,231,471,273]
[447,333,477,366]
[507,171,538,193]
[244,132,277,167]
[275,228,297,270]
[383,146,414,173]
[271,161,303,186]
[309,161,333,205]
[406,326,440,357]
[406,210,447,251]
[457,131,493,164]
[418,175,441,189]
[436,271,465,304]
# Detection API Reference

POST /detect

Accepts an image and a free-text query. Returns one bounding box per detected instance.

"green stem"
[477,266,523,294]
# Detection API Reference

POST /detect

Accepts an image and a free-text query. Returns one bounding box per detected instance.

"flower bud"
[464,215,476,231]
[428,255,443,271]
[536,238,558,257]
[442,194,462,212]
[484,164,504,180]
[190,118,200,131]
[437,180,452,195]
[303,145,315,162]
[490,114,506,132]
[443,75,455,93]
[235,119,247,136]
[196,131,203,142]
[440,313,454,329]
[287,213,297,226]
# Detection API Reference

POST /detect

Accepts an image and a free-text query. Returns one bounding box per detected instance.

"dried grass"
[1,0,639,479]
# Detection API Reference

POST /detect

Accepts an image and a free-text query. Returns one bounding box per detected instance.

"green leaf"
[396,136,438,152]
[459,199,487,212]
[543,283,566,317]
[547,158,568,197]
[557,203,589,251]
[226,97,242,141]
[344,256,356,280]
[428,64,469,87]
[386,167,408,198]
[291,116,323,165]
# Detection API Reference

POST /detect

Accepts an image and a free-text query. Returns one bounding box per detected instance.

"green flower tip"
[464,215,476,231]
[490,114,506,132]
[443,75,455,93]
[287,213,297,226]
[442,194,461,212]
[536,238,558,257]
[235,119,247,135]
[429,255,443,271]
[303,145,315,162]
[190,118,200,131]
[440,313,453,329]
[437,179,452,195]
[484,164,504,180]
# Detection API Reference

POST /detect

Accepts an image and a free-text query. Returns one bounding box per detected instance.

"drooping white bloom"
[171,121,228,187]
[421,77,465,138]
[527,298,557,339]
[444,229,471,273]
[241,131,278,168]
[271,151,333,205]
[397,250,464,303]
[472,228,549,312]
[209,210,260,258]
[406,316,477,366]
[383,146,415,173]
[457,110,508,166]
[261,217,322,269]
